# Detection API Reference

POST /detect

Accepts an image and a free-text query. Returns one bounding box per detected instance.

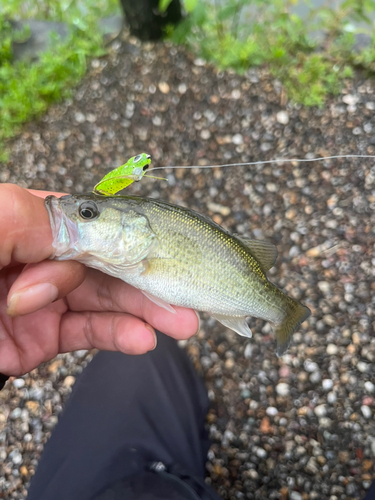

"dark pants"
[364,482,375,500]
[27,332,221,500]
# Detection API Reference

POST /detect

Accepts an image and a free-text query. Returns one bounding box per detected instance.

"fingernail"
[7,283,59,317]
[194,310,201,335]
[145,324,157,350]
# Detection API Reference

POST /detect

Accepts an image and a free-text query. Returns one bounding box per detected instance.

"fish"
[45,193,310,356]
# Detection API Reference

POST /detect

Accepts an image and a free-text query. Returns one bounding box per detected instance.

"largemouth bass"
[45,193,310,356]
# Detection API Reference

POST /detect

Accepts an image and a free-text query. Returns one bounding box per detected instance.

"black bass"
[45,194,310,356]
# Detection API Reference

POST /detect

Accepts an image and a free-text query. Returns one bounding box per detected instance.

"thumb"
[0,184,86,315]
[7,260,86,316]
[0,184,55,266]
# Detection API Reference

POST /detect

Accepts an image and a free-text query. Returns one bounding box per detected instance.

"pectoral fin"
[211,313,252,338]
[141,291,176,314]
[234,235,278,271]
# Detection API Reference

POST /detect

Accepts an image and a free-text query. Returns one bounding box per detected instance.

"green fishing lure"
[93,153,166,196]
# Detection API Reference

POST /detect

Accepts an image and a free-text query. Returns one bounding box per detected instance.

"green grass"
[163,0,375,107]
[0,0,120,160]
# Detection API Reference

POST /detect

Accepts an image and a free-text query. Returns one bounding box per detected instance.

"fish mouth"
[45,195,80,259]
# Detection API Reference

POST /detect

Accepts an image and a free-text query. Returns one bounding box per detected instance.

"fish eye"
[79,201,99,220]
[133,154,142,163]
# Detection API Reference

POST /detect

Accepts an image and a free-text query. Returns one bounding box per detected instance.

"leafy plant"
[0,0,120,159]
[163,0,375,106]
[1,0,120,23]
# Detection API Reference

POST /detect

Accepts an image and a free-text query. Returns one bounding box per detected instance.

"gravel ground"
[1,34,375,500]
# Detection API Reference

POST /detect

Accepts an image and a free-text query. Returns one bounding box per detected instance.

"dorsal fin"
[235,235,278,271]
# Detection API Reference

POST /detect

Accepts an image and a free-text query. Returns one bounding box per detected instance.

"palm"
[0,265,199,376]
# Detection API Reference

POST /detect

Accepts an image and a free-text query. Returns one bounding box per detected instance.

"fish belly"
[119,262,286,324]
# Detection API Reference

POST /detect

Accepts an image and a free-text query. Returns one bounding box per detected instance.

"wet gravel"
[1,34,375,500]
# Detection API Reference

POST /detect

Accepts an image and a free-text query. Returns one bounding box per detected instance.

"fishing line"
[151,154,375,172]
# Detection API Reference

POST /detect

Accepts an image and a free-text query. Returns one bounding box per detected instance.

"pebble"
[290,492,302,500]
[244,344,253,359]
[241,389,251,399]
[305,457,319,474]
[10,450,22,465]
[206,202,231,216]
[158,82,170,94]
[20,466,28,476]
[319,417,332,428]
[345,483,357,496]
[317,281,330,294]
[225,358,235,369]
[364,381,375,393]
[279,365,290,378]
[357,361,370,373]
[309,371,321,384]
[223,430,235,445]
[289,246,300,258]
[248,469,259,480]
[13,379,25,389]
[231,89,241,99]
[266,183,277,193]
[322,379,333,391]
[276,383,289,396]
[327,392,337,404]
[256,447,267,459]
[361,405,372,419]
[63,376,76,388]
[342,94,359,105]
[24,433,32,443]
[364,122,373,133]
[74,350,88,358]
[276,111,289,124]
[232,134,243,145]
[194,57,206,66]
[326,344,338,355]
[266,407,278,417]
[304,360,318,372]
[74,112,85,123]
[29,387,44,400]
[10,408,22,420]
[178,83,187,94]
[363,396,373,406]
[314,404,327,418]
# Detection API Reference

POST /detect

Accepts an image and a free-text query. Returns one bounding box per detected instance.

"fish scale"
[45,193,310,356]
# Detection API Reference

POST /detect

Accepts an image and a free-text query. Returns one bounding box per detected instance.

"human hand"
[0,184,199,376]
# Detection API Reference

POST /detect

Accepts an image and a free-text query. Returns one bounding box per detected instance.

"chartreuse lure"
[93,153,166,196]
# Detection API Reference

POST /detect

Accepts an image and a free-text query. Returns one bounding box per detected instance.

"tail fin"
[273,299,311,357]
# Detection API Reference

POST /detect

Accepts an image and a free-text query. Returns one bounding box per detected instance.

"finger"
[6,260,86,317]
[59,311,157,354]
[28,189,67,199]
[0,184,57,266]
[66,269,200,340]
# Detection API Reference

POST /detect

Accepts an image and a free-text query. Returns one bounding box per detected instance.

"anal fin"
[211,313,252,338]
